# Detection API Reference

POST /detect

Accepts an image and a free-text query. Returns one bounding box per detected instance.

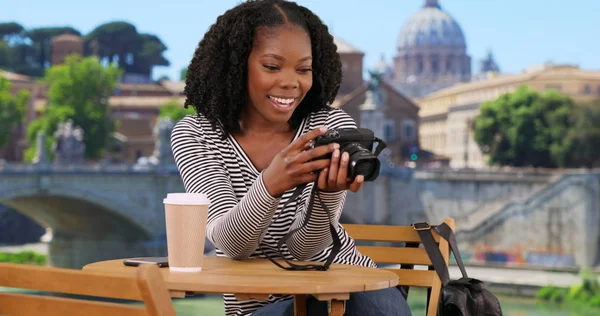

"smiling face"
[244,24,313,129]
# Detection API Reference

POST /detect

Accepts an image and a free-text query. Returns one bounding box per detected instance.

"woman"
[171,0,412,315]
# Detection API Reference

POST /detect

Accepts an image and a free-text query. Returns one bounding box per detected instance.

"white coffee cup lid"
[163,193,210,205]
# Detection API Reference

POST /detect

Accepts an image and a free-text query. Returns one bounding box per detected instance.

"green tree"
[85,21,169,78]
[85,21,140,67]
[180,67,187,81]
[158,99,194,122]
[0,22,34,75]
[9,43,39,77]
[28,26,81,70]
[0,22,26,45]
[129,33,170,77]
[25,55,121,161]
[555,100,600,168]
[0,77,30,150]
[0,40,10,68]
[473,85,574,168]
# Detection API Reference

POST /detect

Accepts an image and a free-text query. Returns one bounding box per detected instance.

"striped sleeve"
[170,117,282,260]
[286,108,357,260]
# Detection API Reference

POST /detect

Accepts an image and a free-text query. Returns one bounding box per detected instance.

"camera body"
[312,128,384,182]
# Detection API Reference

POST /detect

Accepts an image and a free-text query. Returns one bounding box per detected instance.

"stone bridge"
[345,167,600,268]
[1,162,599,269]
[0,164,185,268]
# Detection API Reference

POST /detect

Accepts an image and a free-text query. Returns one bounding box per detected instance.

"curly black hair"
[184,0,342,138]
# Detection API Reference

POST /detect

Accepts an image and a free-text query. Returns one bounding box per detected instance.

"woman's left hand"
[317,149,364,193]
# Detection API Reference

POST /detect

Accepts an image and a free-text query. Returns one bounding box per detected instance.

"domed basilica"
[390,0,472,99]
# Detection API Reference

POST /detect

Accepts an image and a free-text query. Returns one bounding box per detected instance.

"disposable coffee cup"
[163,193,210,272]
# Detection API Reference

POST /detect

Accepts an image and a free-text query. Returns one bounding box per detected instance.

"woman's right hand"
[262,126,340,197]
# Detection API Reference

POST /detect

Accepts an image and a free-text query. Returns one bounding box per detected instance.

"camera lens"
[353,160,378,179]
[340,143,381,181]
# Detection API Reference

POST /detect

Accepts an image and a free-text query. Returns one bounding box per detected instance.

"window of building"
[431,55,439,74]
[416,55,424,74]
[545,84,562,91]
[584,84,592,94]
[446,57,453,72]
[402,120,416,141]
[430,30,439,45]
[384,119,395,142]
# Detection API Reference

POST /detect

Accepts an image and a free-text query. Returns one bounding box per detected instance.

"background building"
[333,37,422,164]
[418,64,600,168]
[390,0,471,99]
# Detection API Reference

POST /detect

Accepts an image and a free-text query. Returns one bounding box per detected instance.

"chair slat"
[356,246,432,265]
[0,292,147,316]
[385,269,437,287]
[136,263,178,316]
[0,263,143,301]
[344,218,457,316]
[343,224,441,243]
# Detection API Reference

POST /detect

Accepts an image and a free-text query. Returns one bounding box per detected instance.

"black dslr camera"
[312,128,387,181]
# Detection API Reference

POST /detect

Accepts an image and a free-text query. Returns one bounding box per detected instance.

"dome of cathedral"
[397,0,466,50]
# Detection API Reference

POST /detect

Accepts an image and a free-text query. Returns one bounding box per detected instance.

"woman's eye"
[263,65,279,71]
[299,68,312,73]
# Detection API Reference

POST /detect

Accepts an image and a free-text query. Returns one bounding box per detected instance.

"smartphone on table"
[123,257,169,267]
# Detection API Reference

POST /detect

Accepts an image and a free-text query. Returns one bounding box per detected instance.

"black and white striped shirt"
[171,108,376,316]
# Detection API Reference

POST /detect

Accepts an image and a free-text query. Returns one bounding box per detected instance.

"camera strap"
[260,136,386,271]
[373,137,387,157]
[260,180,342,271]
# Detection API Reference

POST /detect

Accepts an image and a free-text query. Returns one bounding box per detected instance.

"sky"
[3,0,599,81]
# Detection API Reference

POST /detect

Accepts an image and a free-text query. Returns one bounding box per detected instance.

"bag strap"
[434,223,468,279]
[413,222,451,286]
[412,222,468,286]
[261,180,341,271]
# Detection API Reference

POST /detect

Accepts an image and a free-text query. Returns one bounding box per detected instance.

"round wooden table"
[83,256,399,316]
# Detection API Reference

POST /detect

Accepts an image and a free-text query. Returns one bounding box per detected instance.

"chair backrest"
[0,262,176,316]
[343,218,455,316]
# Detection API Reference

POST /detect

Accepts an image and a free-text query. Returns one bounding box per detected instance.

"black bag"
[411,221,503,316]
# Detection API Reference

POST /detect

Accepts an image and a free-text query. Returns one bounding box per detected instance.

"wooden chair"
[343,218,455,316]
[0,262,176,316]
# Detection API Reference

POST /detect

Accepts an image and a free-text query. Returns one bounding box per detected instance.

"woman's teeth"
[269,96,295,106]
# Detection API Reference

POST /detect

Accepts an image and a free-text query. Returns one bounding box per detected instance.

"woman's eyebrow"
[260,54,312,62]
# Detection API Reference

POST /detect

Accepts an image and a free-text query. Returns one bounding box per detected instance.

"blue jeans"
[251,287,412,316]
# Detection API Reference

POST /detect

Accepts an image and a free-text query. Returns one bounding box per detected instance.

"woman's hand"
[262,126,339,197]
[317,150,364,193]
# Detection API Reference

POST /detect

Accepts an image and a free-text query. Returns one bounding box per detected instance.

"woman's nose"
[278,70,299,90]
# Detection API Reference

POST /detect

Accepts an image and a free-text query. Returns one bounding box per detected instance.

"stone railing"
[457,172,600,240]
[0,162,179,174]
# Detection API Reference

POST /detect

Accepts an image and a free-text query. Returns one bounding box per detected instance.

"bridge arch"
[0,182,163,268]
[0,185,153,241]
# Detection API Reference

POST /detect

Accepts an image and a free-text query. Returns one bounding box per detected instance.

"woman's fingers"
[289,158,331,176]
[293,142,338,164]
[327,149,340,187]
[283,126,328,155]
[348,175,364,192]
[317,167,329,189]
[336,152,349,187]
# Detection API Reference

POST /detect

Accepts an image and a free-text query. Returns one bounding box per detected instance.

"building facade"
[390,0,471,99]
[418,64,600,169]
[332,37,422,164]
